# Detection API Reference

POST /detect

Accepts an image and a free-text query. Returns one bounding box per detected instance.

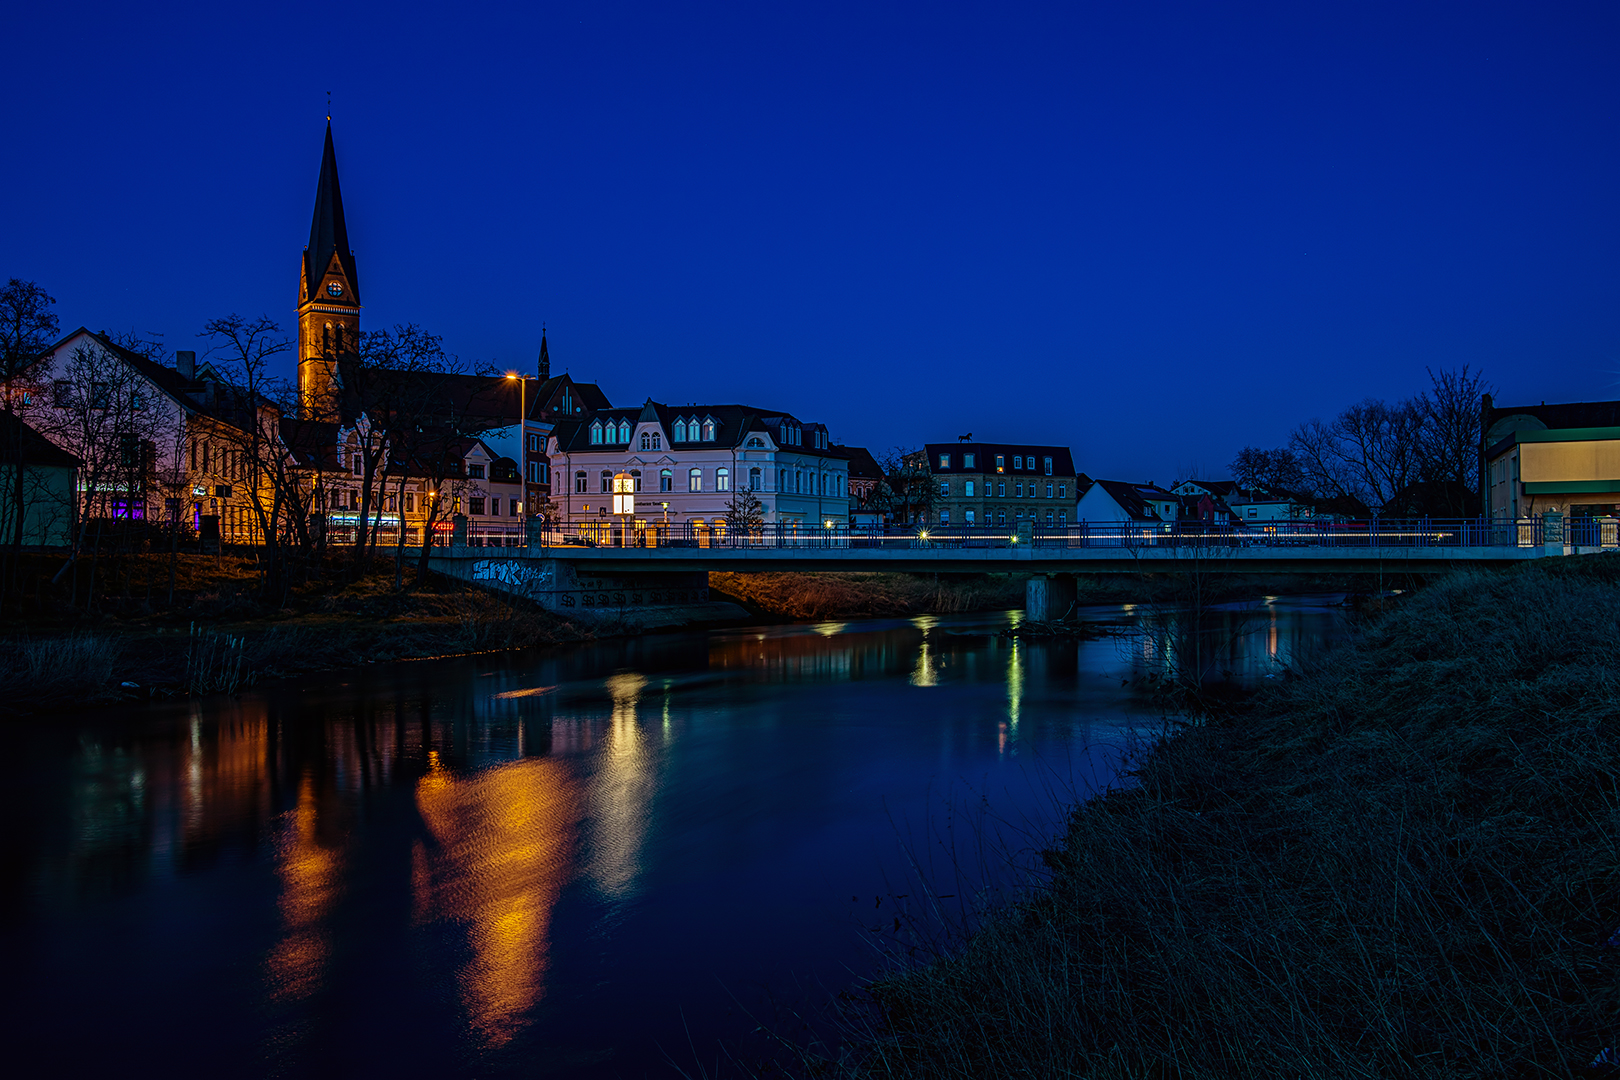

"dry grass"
[0,632,123,704]
[805,555,1620,1079]
[708,572,1027,620]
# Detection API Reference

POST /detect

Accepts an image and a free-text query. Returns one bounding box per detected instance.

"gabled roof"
[304,121,360,304]
[0,412,79,468]
[833,444,884,481]
[1085,479,1173,521]
[1175,478,1241,498]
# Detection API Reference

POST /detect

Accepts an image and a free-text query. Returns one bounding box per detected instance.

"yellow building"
[1482,396,1620,521]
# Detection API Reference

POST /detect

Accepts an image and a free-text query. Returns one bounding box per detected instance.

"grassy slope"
[708,571,1029,620]
[831,555,1620,1079]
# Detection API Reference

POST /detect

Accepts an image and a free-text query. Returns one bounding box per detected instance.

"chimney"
[176,350,196,379]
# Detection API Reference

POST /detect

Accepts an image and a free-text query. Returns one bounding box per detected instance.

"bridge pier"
[430,553,720,619]
[1026,573,1077,623]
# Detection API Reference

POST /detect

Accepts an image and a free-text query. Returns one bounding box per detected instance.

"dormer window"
[701,418,715,441]
[747,436,764,448]
[1013,455,1023,469]
[590,421,603,445]
[468,463,485,479]
[640,431,651,451]
[674,418,688,442]
[617,420,630,443]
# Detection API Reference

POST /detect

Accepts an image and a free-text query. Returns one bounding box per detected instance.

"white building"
[549,399,849,535]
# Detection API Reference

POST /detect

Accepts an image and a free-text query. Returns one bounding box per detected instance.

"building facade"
[922,442,1079,528]
[1482,396,1620,520]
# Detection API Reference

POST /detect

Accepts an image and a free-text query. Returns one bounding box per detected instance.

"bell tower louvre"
[298,120,360,419]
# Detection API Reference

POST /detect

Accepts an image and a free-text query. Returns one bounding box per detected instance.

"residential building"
[1075,479,1178,528]
[923,442,1078,528]
[1482,395,1620,520]
[0,413,79,547]
[1225,489,1313,523]
[835,445,885,526]
[549,400,849,536]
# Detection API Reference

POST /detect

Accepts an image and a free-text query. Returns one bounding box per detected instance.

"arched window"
[601,470,612,493]
[640,431,651,451]
[701,418,715,441]
[618,420,630,443]
[651,432,661,449]
[660,468,672,492]
[748,467,761,490]
[630,469,642,492]
[323,324,332,354]
[747,437,764,448]
[689,468,702,492]
[716,468,730,492]
[590,421,603,445]
[778,468,786,490]
[674,419,687,442]
[335,325,345,354]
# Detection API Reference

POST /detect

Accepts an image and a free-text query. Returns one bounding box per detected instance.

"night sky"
[6,2,1619,483]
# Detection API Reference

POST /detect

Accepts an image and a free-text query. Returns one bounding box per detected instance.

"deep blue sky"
[5,2,1619,482]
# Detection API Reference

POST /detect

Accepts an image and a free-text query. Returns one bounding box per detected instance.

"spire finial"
[326,90,331,120]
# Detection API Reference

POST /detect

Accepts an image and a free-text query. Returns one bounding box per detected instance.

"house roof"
[833,444,884,481]
[1486,398,1620,436]
[304,121,360,304]
[1084,479,1175,521]
[553,402,842,458]
[0,412,80,468]
[923,442,1077,476]
[1175,478,1242,498]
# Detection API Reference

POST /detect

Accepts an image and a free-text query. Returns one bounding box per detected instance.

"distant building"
[1075,479,1177,528]
[0,413,78,547]
[923,442,1078,528]
[835,445,885,526]
[1482,396,1620,520]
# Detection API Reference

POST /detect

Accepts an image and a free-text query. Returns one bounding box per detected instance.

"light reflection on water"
[0,596,1348,1077]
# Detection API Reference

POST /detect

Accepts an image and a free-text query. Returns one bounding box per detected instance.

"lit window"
[618,420,630,443]
[1044,456,1053,475]
[717,467,730,491]
[702,419,715,441]
[965,481,975,496]
[660,469,672,492]
[938,453,950,469]
[965,509,975,524]
[674,419,687,441]
[940,510,949,524]
[939,481,949,497]
[590,422,603,445]
[995,454,1004,473]
[689,468,702,492]
[963,453,975,468]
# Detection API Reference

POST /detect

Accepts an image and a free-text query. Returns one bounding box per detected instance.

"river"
[0,596,1349,1078]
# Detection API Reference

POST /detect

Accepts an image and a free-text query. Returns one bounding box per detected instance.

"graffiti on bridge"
[471,560,555,598]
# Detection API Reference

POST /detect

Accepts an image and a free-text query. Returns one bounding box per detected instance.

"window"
[938,453,951,469]
[526,461,541,483]
[527,433,541,454]
[650,432,661,449]
[778,468,786,490]
[1046,511,1054,525]
[963,453,975,468]
[1046,482,1053,498]
[575,471,588,493]
[747,437,764,448]
[674,419,688,442]
[749,467,761,490]
[590,421,603,445]
[965,481,975,496]
[404,492,415,512]
[640,431,652,450]
[1015,481,1023,497]
[618,421,630,443]
[1058,511,1067,525]
[468,463,485,479]
[939,480,950,497]
[631,469,642,492]
[469,497,486,516]
[601,471,612,493]
[510,498,521,517]
[660,469,673,491]
[996,480,1005,497]
[1044,456,1053,475]
[1013,455,1022,469]
[689,468,702,492]
[1058,483,1066,499]
[717,467,730,492]
[702,419,715,441]
[965,510,976,524]
[995,454,1005,473]
[940,510,949,524]
[997,510,1006,526]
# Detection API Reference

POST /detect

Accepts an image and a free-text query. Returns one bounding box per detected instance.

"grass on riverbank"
[708,572,1029,620]
[812,554,1620,1078]
[0,553,596,713]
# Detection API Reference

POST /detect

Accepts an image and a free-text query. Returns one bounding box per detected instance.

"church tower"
[298,121,360,418]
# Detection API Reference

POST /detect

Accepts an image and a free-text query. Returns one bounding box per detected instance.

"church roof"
[304,121,360,304]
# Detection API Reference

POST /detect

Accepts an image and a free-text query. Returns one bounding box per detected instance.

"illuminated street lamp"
[613,472,635,546]
[505,372,526,514]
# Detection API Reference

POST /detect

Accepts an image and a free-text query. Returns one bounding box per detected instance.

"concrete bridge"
[427,516,1602,621]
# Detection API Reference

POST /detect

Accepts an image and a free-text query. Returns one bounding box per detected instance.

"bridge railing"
[511,516,1592,551]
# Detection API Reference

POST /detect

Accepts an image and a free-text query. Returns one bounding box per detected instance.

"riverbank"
[824,553,1620,1078]
[0,552,610,714]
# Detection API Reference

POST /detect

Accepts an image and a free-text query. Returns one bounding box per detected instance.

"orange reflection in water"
[414,752,582,1049]
[266,771,341,1002]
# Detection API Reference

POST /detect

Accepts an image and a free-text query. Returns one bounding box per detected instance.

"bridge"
[426,516,1612,621]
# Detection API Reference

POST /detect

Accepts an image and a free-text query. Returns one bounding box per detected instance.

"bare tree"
[724,487,765,542]
[0,279,59,605]
[878,447,937,526]
[1418,364,1492,513]
[1228,446,1306,493]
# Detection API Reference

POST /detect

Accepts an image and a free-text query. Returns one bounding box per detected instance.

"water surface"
[0,596,1347,1077]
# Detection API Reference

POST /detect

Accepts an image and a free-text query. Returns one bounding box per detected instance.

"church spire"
[538,327,550,381]
[304,120,360,304]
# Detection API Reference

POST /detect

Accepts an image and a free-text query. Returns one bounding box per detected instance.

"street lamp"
[505,372,526,515]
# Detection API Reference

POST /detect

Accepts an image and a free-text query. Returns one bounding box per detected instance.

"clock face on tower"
[326,281,344,297]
